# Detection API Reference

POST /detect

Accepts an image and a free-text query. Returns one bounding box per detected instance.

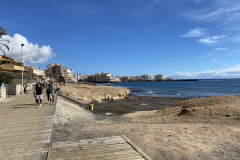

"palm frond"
[0,26,9,57]
[0,47,6,57]
[0,26,9,37]
[0,43,9,51]
[0,39,9,43]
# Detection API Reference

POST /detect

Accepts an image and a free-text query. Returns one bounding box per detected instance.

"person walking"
[35,83,43,108]
[139,97,143,104]
[49,82,56,105]
[46,84,51,104]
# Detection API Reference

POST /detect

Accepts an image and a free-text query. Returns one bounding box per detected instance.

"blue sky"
[1,0,240,78]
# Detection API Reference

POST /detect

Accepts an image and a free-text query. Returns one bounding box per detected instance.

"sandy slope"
[52,87,240,160]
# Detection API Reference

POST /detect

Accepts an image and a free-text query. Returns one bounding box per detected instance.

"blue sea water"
[112,79,240,98]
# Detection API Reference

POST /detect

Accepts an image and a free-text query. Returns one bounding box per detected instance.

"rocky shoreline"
[59,83,130,104]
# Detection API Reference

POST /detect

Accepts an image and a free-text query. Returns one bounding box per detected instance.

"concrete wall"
[0,88,6,99]
[5,83,35,98]
[6,84,22,95]
[26,83,36,91]
[16,84,21,95]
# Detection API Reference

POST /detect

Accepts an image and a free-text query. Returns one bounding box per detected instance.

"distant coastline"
[98,79,199,83]
[111,79,240,99]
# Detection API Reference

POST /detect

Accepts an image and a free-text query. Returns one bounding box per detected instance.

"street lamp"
[21,43,24,94]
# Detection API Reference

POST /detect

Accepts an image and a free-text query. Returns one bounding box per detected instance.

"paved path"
[0,92,56,160]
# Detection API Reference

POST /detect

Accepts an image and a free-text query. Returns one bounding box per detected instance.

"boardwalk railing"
[6,91,16,98]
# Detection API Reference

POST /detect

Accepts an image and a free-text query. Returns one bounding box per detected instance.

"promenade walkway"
[0,92,152,160]
[0,92,55,160]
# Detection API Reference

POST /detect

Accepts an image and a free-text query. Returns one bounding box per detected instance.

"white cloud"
[187,0,240,21]
[215,47,227,50]
[181,28,205,37]
[168,64,240,79]
[198,35,227,44]
[2,34,55,64]
[183,0,240,49]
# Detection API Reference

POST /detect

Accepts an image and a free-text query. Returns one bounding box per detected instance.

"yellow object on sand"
[89,103,94,111]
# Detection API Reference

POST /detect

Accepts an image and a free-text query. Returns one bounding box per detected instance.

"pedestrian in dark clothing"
[35,83,43,108]
[139,97,143,104]
[46,85,50,104]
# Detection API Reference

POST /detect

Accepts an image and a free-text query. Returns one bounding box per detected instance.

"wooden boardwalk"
[47,135,151,160]
[0,92,56,160]
[0,92,152,160]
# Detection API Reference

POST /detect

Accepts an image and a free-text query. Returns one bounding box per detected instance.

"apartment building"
[0,56,24,72]
[25,66,46,77]
[47,63,76,82]
[95,72,112,83]
[94,72,121,83]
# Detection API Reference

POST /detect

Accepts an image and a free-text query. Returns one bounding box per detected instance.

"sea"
[111,79,240,99]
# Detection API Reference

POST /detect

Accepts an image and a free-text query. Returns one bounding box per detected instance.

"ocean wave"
[112,80,240,98]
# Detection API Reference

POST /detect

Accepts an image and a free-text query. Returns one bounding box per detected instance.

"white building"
[25,66,46,77]
[137,74,163,81]
[153,74,163,81]
[95,72,112,83]
[67,69,77,82]
[94,72,121,83]
[110,76,121,83]
[76,74,88,81]
[137,74,154,81]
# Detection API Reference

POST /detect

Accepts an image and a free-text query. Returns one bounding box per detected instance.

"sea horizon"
[112,79,240,99]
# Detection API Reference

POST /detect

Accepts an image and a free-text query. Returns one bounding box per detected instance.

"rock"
[178,108,191,116]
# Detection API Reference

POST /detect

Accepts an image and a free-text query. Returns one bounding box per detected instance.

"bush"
[0,73,13,85]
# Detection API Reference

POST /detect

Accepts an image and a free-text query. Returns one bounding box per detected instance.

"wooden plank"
[51,150,143,160]
[50,142,129,154]
[1,139,50,150]
[48,135,152,160]
[0,151,48,160]
[115,158,146,160]
[122,135,152,160]
[50,140,127,152]
[0,133,51,143]
[51,139,126,149]
[51,136,125,148]
[53,155,144,160]
[0,124,53,135]
[1,148,48,158]
[0,116,53,123]
[49,143,133,159]
[94,156,145,160]
[0,117,54,125]
[0,119,53,127]
[0,129,52,138]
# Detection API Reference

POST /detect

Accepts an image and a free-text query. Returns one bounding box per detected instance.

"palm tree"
[0,26,9,57]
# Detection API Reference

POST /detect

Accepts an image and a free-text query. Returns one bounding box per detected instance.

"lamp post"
[21,43,25,94]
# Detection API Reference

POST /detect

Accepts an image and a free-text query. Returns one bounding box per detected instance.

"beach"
[52,83,240,160]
